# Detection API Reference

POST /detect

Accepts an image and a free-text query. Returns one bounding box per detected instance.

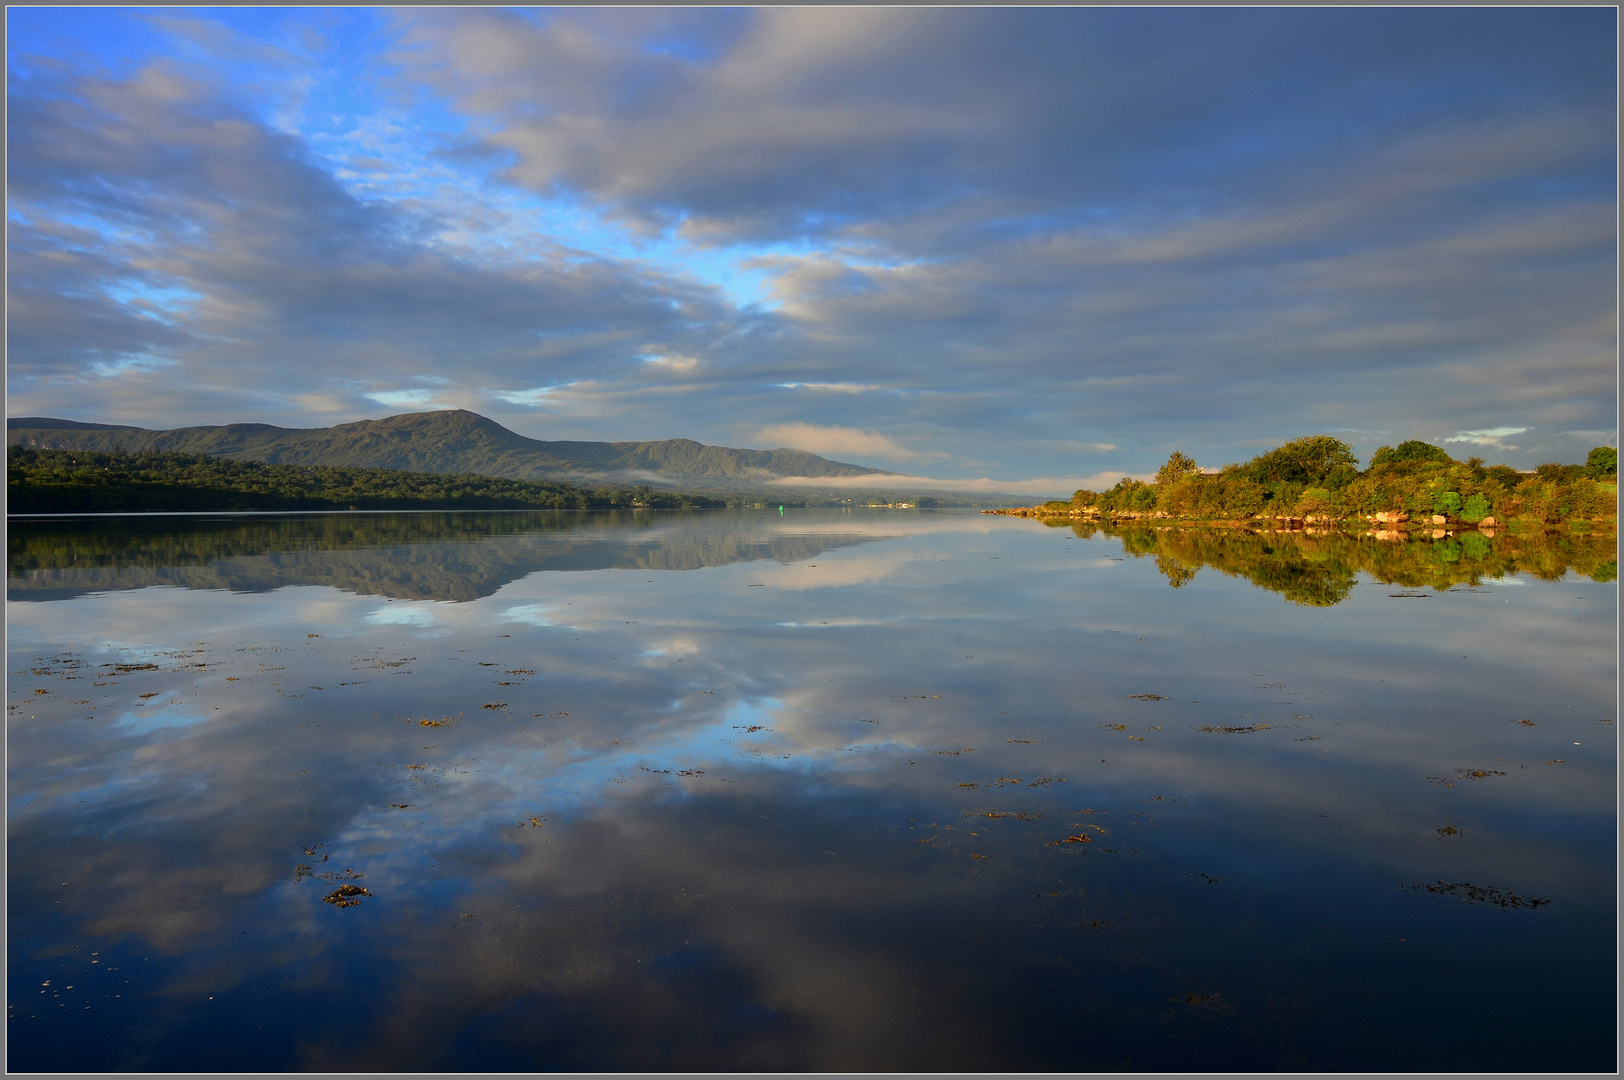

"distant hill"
[7,410,898,492]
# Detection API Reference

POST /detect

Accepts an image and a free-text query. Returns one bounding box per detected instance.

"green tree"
[1369,440,1453,467]
[1243,436,1359,487]
[1585,446,1617,480]
[1155,451,1201,487]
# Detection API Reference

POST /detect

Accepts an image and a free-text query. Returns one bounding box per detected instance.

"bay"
[6,509,1616,1071]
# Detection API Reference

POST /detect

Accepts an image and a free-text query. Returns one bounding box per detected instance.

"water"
[7,510,1616,1071]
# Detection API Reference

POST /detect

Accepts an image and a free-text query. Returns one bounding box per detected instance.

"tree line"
[6,447,726,513]
[1061,437,1617,524]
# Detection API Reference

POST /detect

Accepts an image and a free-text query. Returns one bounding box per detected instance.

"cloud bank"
[5,7,1616,477]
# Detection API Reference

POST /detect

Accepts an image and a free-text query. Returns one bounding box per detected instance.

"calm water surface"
[7,510,1617,1071]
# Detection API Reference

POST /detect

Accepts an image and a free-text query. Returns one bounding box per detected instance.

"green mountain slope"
[7,410,896,490]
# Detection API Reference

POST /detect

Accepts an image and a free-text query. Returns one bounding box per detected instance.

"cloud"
[5,9,1615,476]
[754,423,920,463]
[775,382,888,394]
[769,471,1148,496]
[367,390,441,409]
[641,353,700,373]
[1443,426,1528,447]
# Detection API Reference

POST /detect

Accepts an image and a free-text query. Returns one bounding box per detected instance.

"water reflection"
[8,511,886,603]
[1064,522,1619,605]
[7,511,1615,1070]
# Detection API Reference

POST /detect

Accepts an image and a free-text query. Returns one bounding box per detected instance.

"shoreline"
[981,506,1617,536]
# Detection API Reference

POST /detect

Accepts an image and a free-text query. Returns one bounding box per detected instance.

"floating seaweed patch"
[965,810,1043,821]
[323,884,371,908]
[1185,872,1220,884]
[1027,777,1064,788]
[1198,724,1271,734]
[1463,769,1506,779]
[1517,719,1537,727]
[678,769,704,777]
[1128,694,1166,701]
[933,748,974,755]
[1172,992,1232,1010]
[1405,881,1549,909]
[505,669,534,676]
[734,725,768,733]
[1098,723,1129,731]
[1436,822,1461,837]
[482,702,507,710]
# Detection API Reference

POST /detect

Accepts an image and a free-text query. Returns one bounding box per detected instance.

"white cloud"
[775,382,889,394]
[754,422,918,462]
[1442,426,1528,447]
[769,470,1149,495]
[642,354,699,373]
[366,389,439,408]
[494,386,567,407]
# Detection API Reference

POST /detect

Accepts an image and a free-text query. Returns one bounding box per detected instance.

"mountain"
[6,410,898,492]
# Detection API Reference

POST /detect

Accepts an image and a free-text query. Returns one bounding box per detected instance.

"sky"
[6,7,1618,493]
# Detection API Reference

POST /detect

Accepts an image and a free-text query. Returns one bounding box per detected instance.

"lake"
[6,509,1616,1071]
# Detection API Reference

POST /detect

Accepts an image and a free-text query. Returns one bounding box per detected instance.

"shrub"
[1586,446,1618,480]
[1433,490,1462,515]
[1295,487,1335,516]
[1461,493,1490,523]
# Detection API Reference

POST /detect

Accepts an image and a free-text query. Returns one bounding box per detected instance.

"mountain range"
[7,410,899,493]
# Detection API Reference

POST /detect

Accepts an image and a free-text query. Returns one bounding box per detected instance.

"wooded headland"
[987,437,1617,531]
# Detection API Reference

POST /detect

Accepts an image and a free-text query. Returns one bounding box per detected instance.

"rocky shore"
[980,505,1598,538]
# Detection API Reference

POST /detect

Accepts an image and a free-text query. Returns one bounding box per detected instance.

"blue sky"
[6,7,1617,492]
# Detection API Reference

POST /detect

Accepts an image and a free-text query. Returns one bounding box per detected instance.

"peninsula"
[988,437,1618,532]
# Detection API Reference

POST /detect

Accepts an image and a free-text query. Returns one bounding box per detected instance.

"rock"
[1431,514,1447,525]
[1479,516,1495,526]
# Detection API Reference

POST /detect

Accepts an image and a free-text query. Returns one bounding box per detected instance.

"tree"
[1586,446,1617,480]
[1155,451,1200,487]
[1369,441,1453,467]
[1243,436,1359,487]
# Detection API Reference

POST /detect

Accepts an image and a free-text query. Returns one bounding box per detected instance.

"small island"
[987,437,1618,534]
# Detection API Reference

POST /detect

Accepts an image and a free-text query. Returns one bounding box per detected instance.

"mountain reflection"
[1066,522,1619,605]
[8,511,886,602]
